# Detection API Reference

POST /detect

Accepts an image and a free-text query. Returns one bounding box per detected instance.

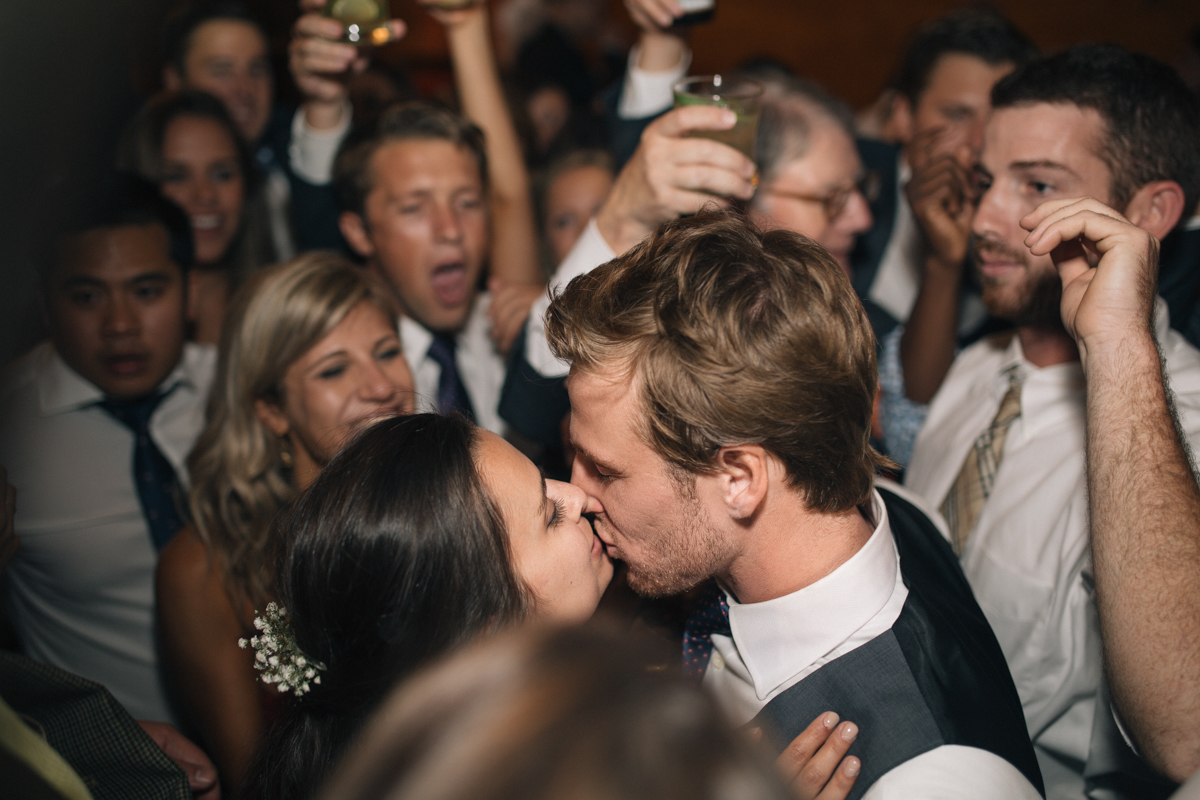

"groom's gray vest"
[748,487,1044,800]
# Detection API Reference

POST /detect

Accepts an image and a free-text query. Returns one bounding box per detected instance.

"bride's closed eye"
[548,496,567,527]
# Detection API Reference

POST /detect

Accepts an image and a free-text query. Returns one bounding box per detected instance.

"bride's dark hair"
[239,414,531,800]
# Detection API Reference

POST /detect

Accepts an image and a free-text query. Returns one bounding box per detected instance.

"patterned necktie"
[426,334,476,422]
[97,387,184,551]
[682,580,732,680]
[940,368,1023,555]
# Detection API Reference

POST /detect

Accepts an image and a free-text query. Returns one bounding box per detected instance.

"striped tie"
[940,369,1022,555]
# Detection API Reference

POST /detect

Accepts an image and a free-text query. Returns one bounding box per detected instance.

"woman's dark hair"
[239,414,531,800]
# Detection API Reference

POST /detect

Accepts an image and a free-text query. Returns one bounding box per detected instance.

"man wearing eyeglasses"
[747,80,879,280]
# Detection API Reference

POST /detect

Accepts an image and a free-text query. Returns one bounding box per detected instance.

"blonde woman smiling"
[155,253,414,789]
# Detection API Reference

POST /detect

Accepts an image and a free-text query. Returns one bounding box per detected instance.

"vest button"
[711,651,725,670]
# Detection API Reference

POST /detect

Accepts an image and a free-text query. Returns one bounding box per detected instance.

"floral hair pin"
[239,602,326,697]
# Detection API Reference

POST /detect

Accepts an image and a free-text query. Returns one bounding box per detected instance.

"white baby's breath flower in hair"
[242,604,326,697]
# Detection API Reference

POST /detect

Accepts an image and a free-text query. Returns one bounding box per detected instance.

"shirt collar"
[1001,333,1085,440]
[400,315,436,368]
[724,490,899,699]
[36,344,200,417]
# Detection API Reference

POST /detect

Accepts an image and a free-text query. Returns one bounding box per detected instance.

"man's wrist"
[1082,330,1159,377]
[303,97,348,131]
[596,203,651,257]
[636,31,687,72]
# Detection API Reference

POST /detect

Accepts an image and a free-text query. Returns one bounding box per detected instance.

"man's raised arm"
[1024,197,1200,782]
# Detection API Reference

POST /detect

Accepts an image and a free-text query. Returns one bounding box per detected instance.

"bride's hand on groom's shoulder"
[748,711,861,800]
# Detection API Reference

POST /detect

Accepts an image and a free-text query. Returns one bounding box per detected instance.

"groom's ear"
[712,444,770,522]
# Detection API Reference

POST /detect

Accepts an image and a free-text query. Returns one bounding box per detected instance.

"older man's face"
[750,121,873,273]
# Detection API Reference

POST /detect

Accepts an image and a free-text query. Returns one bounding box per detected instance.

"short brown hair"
[546,210,886,514]
[334,101,488,218]
[317,622,793,800]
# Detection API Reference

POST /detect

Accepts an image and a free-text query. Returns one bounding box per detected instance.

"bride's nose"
[547,479,591,520]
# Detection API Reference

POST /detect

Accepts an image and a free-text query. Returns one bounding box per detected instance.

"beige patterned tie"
[940,369,1023,555]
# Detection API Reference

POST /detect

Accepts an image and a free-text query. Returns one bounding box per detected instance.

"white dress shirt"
[401,293,508,436]
[0,342,215,724]
[525,217,615,378]
[707,488,1040,799]
[616,42,691,120]
[866,160,986,332]
[867,160,922,324]
[905,302,1200,799]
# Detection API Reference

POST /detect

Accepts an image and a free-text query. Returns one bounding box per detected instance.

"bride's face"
[475,430,612,623]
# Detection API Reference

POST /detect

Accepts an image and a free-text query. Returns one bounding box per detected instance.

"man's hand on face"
[596,105,756,255]
[290,0,406,126]
[137,721,221,799]
[905,136,975,277]
[1021,197,1160,368]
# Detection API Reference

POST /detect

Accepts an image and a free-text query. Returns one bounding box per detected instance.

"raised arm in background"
[624,0,690,76]
[425,1,543,354]
[291,2,406,132]
[1024,196,1200,782]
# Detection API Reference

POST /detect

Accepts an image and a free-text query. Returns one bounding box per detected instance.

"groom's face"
[567,365,736,597]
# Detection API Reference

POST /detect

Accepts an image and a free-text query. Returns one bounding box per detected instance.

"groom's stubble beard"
[615,474,737,598]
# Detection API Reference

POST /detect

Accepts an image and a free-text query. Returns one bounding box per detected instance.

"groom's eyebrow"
[572,443,616,474]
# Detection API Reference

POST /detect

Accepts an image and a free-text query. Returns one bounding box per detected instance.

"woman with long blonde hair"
[155,252,414,790]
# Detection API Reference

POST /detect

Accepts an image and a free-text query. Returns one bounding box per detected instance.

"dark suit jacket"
[850,139,905,342]
[256,105,347,254]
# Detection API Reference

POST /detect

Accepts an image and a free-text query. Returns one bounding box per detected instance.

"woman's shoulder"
[157,526,224,602]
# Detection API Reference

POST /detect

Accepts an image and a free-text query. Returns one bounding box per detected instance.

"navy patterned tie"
[98,388,184,551]
[682,580,732,680]
[427,334,476,422]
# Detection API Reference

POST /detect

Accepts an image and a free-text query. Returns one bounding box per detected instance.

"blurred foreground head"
[318,623,793,800]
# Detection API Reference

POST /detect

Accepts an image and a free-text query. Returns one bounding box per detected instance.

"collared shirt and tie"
[906,309,1200,798]
[0,341,214,725]
[682,485,1041,799]
[400,294,508,435]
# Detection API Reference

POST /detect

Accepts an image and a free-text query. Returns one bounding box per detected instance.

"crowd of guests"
[2,1,1200,799]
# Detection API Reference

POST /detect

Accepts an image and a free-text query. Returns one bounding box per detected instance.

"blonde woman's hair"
[187,252,399,608]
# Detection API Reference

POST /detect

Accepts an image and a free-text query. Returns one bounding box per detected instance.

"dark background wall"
[2,0,1198,362]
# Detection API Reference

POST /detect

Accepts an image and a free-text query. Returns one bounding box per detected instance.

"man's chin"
[624,566,704,599]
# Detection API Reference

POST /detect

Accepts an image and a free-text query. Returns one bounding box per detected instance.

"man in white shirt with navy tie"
[0,182,214,724]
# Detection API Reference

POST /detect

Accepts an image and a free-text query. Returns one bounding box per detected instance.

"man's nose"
[972,182,1009,239]
[432,202,464,243]
[103,295,139,336]
[840,189,874,237]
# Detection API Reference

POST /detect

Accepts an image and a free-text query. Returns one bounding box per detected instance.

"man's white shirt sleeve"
[617,43,691,119]
[525,218,616,377]
[289,101,352,185]
[863,746,1043,800]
